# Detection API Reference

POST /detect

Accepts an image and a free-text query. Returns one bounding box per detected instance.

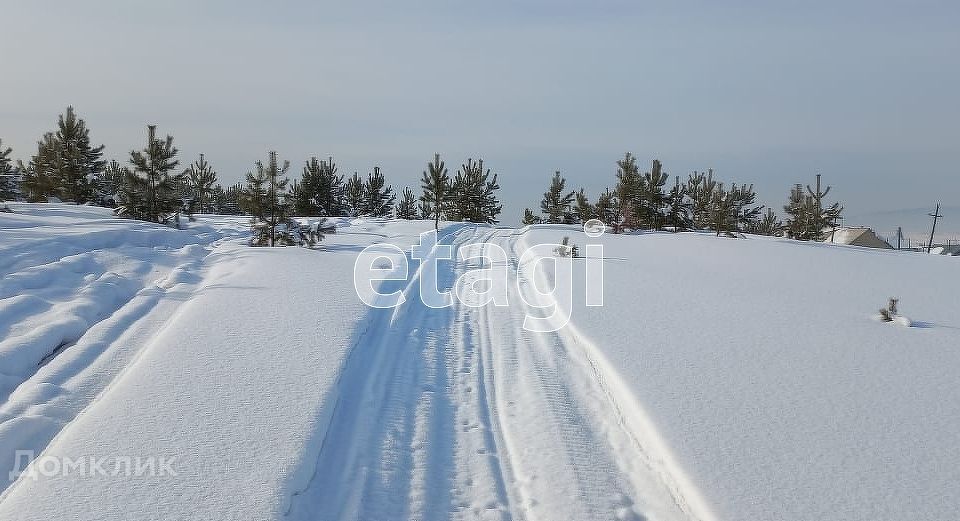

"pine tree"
[395,187,419,219]
[665,176,692,231]
[450,164,474,221]
[420,153,450,231]
[316,157,344,216]
[54,106,105,203]
[344,172,365,216]
[594,188,618,226]
[747,208,783,236]
[363,167,395,218]
[244,151,300,246]
[289,178,310,216]
[642,159,669,229]
[19,133,60,202]
[120,125,182,224]
[293,156,343,216]
[242,169,268,227]
[783,176,842,241]
[729,183,763,232]
[93,159,127,207]
[783,183,809,239]
[686,170,717,229]
[449,158,502,223]
[614,153,643,230]
[805,174,843,240]
[478,167,503,224]
[521,208,541,225]
[540,171,575,224]
[293,157,321,216]
[572,188,595,223]
[223,183,243,215]
[183,154,217,214]
[210,184,226,213]
[710,183,736,237]
[0,139,18,201]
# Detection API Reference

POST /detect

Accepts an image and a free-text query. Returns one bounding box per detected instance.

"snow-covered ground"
[0,204,958,520]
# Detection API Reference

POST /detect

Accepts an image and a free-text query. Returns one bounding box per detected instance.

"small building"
[824,227,894,249]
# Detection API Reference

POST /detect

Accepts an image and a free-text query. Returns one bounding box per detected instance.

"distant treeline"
[0,106,843,243]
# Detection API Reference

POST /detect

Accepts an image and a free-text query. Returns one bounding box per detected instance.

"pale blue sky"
[2,1,958,233]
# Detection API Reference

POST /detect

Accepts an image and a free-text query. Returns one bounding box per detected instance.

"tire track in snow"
[0,242,219,497]
[471,229,701,521]
[288,225,701,521]
[287,226,513,520]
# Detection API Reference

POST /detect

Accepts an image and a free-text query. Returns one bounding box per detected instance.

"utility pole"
[897,226,902,250]
[927,203,942,254]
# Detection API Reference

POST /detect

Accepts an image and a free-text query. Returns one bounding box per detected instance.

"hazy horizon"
[3,0,958,235]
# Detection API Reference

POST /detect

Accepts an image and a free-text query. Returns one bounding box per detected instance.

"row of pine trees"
[2,106,842,245]
[522,153,843,241]
[0,107,505,246]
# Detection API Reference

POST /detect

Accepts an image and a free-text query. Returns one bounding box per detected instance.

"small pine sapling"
[878,298,898,322]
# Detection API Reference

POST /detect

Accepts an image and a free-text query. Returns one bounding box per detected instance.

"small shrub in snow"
[554,236,580,258]
[878,297,912,326]
[878,298,898,322]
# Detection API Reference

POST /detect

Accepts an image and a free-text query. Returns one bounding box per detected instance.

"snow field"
[1,205,957,521]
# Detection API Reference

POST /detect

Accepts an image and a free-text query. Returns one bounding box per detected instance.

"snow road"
[288,226,697,521]
[0,211,694,521]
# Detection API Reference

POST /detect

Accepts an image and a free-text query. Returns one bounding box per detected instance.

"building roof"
[824,227,893,249]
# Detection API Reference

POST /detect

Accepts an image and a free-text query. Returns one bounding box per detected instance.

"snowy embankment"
[0,205,431,520]
[526,226,960,521]
[0,204,245,493]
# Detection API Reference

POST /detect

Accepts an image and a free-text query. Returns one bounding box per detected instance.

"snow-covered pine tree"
[183,153,217,214]
[572,188,595,223]
[344,172,365,217]
[54,106,105,204]
[521,208,541,225]
[395,187,419,219]
[119,125,182,224]
[420,153,450,231]
[540,171,575,224]
[363,167,395,218]
[0,139,19,201]
[783,183,809,239]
